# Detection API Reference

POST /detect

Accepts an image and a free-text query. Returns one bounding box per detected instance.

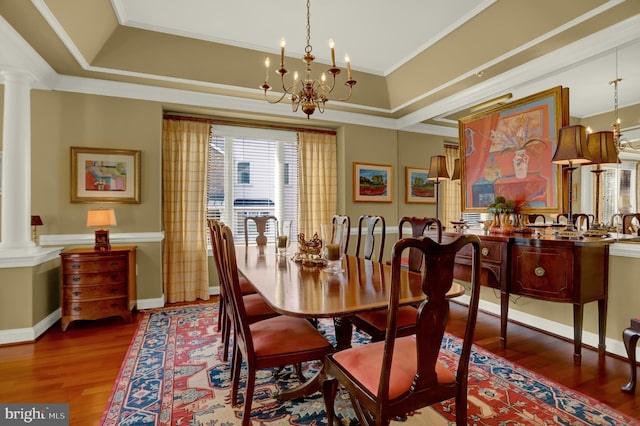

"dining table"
[234,245,465,351]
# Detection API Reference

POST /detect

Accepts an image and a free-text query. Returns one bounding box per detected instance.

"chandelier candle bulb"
[280,38,286,68]
[329,39,336,67]
[345,54,351,80]
[264,57,270,81]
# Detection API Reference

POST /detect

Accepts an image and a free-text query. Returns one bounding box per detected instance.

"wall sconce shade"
[552,125,592,165]
[87,209,116,250]
[451,158,461,181]
[427,155,450,180]
[587,131,619,165]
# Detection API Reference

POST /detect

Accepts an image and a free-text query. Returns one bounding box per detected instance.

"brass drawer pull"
[72,264,80,269]
[534,266,546,277]
[481,248,489,256]
[72,277,80,282]
[72,291,81,296]
[73,306,81,312]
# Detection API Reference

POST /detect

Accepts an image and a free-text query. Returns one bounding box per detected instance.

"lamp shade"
[86,209,117,228]
[587,131,619,165]
[31,215,43,226]
[427,155,450,180]
[451,158,461,181]
[552,125,592,165]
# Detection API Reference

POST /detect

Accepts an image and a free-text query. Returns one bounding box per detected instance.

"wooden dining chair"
[332,214,351,254]
[218,224,334,426]
[355,215,386,263]
[208,219,278,362]
[556,213,590,230]
[528,214,546,224]
[322,234,482,426]
[621,317,640,393]
[244,215,278,246]
[622,213,640,235]
[208,219,257,333]
[398,216,442,272]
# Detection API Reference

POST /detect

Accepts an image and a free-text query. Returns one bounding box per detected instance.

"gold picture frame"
[458,86,568,214]
[405,166,435,204]
[353,162,393,203]
[71,147,141,203]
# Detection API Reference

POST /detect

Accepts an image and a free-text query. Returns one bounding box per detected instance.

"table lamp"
[552,125,592,237]
[31,215,43,243]
[586,131,618,234]
[427,155,450,220]
[87,209,117,250]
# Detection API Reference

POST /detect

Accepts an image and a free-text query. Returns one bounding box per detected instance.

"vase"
[513,149,529,179]
[490,213,501,233]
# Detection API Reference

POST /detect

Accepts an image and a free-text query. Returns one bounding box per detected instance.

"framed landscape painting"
[405,166,435,204]
[458,86,568,214]
[71,147,141,203]
[353,162,393,202]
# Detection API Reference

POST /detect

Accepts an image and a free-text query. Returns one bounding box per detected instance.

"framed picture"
[405,166,435,204]
[353,162,393,203]
[459,86,568,214]
[71,147,141,203]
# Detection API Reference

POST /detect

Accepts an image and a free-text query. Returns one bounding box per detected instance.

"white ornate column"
[1,70,34,250]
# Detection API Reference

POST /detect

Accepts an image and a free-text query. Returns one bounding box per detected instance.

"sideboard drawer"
[62,258,127,274]
[64,298,129,318]
[511,246,573,301]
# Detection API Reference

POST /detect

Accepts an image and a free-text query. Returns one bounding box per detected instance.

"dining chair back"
[218,224,334,426]
[332,215,351,254]
[244,215,277,246]
[355,215,386,263]
[527,214,546,224]
[323,234,482,426]
[622,213,640,235]
[398,216,442,272]
[556,213,591,230]
[208,219,276,362]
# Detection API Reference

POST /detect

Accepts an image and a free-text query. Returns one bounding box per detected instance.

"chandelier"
[260,0,356,118]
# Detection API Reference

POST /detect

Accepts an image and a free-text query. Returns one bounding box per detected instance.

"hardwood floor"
[0,298,638,425]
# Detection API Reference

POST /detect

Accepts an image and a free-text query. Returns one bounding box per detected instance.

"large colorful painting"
[458,86,568,214]
[71,147,141,203]
[353,162,393,203]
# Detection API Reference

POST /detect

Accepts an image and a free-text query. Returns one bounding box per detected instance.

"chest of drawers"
[60,246,137,331]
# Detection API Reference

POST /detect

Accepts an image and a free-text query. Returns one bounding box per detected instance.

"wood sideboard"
[450,231,612,365]
[60,246,137,331]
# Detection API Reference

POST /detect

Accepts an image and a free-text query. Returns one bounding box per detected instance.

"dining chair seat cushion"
[355,306,418,331]
[243,293,277,318]
[331,335,455,399]
[239,276,256,294]
[250,316,333,357]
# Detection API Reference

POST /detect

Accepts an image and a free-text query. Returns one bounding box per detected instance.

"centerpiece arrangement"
[487,196,517,234]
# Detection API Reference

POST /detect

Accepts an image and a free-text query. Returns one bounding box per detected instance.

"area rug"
[101,304,638,425]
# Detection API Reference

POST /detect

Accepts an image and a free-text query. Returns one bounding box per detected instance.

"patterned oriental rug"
[100,305,638,425]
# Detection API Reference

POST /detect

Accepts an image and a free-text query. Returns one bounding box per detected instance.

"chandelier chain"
[305,0,312,54]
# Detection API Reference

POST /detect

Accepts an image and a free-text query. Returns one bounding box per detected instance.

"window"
[207,125,299,245]
[237,162,250,184]
[581,154,640,226]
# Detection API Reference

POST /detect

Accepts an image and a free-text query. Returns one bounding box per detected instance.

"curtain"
[443,145,461,227]
[162,119,210,303]
[298,131,337,238]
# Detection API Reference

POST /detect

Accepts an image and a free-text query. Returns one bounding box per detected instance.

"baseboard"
[455,294,636,361]
[0,307,61,345]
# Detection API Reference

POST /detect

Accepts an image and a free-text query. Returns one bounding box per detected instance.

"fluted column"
[1,70,34,250]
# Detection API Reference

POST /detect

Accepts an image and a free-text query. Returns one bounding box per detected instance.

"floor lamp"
[552,125,592,238]
[586,131,619,234]
[427,155,450,221]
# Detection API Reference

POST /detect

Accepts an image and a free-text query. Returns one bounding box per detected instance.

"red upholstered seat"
[354,306,418,333]
[332,335,454,399]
